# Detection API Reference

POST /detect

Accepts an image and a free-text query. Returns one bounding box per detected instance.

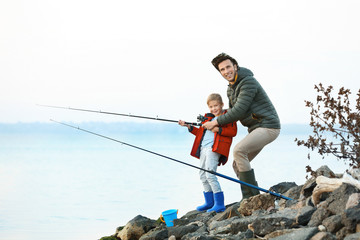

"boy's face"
[208,100,224,117]
[218,59,237,84]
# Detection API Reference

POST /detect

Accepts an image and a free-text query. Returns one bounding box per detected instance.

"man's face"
[218,59,237,84]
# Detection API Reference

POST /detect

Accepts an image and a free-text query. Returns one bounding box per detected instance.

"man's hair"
[207,93,223,105]
[211,53,239,71]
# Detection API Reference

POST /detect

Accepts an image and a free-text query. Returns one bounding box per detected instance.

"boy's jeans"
[199,147,221,193]
[232,127,280,175]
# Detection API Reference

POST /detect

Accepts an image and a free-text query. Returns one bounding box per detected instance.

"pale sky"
[1,0,359,123]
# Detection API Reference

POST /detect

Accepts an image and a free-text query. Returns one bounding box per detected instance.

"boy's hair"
[211,53,239,72]
[207,93,223,105]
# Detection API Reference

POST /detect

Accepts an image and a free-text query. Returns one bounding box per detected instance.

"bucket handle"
[160,209,178,223]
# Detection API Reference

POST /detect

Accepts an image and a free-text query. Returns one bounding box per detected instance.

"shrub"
[295,83,360,175]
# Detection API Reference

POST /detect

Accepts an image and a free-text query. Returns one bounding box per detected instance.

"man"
[202,53,280,201]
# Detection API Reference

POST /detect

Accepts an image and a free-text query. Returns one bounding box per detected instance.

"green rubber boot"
[238,169,260,202]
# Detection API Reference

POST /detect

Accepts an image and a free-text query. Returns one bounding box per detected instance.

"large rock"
[248,208,298,236]
[301,179,318,199]
[308,207,331,227]
[300,165,337,200]
[322,215,343,233]
[209,202,240,222]
[314,165,337,178]
[324,183,360,215]
[230,215,258,234]
[173,210,213,226]
[341,207,360,234]
[138,227,168,240]
[208,217,236,235]
[278,185,303,209]
[268,227,318,240]
[248,205,316,236]
[309,231,336,240]
[270,182,298,194]
[344,232,360,240]
[296,206,317,225]
[345,193,360,209]
[139,220,205,240]
[238,193,275,216]
[167,221,202,239]
[117,215,157,240]
[308,207,332,227]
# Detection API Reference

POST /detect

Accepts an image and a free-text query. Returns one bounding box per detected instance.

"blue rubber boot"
[196,192,214,211]
[207,192,225,213]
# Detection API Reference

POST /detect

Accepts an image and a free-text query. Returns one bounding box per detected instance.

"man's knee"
[233,158,251,172]
[233,149,248,167]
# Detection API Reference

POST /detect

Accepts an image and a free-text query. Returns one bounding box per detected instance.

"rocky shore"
[100,166,360,240]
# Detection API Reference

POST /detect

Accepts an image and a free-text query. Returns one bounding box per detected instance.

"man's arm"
[217,78,258,125]
[202,119,218,130]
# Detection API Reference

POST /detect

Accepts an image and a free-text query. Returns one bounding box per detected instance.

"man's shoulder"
[238,76,259,88]
[238,67,254,78]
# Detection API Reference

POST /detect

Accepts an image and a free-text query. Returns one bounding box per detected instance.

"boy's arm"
[179,120,199,135]
[189,125,199,136]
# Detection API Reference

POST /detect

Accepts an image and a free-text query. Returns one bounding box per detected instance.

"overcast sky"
[1,0,359,124]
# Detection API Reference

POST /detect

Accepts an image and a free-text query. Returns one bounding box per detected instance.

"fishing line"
[50,119,293,201]
[39,104,201,126]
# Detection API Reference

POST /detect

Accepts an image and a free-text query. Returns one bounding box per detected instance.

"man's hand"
[202,119,218,130]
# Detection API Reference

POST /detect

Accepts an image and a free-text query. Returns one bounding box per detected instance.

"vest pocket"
[251,113,262,122]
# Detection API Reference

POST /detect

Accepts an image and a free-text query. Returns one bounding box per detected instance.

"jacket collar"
[229,69,240,88]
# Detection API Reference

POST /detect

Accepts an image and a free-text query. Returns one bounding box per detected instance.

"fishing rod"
[39,104,202,126]
[50,119,293,201]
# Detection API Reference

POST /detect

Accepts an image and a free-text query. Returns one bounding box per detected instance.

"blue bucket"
[160,209,178,227]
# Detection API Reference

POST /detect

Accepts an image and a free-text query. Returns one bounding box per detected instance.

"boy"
[178,93,237,213]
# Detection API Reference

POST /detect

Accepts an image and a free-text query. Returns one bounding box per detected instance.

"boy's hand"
[211,127,219,133]
[178,120,189,127]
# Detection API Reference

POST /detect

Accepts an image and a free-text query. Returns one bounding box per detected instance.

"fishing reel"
[197,114,207,123]
[197,113,215,123]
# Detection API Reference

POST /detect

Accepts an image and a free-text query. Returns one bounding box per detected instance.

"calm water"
[0,122,348,240]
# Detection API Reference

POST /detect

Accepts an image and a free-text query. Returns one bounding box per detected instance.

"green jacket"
[217,67,280,132]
